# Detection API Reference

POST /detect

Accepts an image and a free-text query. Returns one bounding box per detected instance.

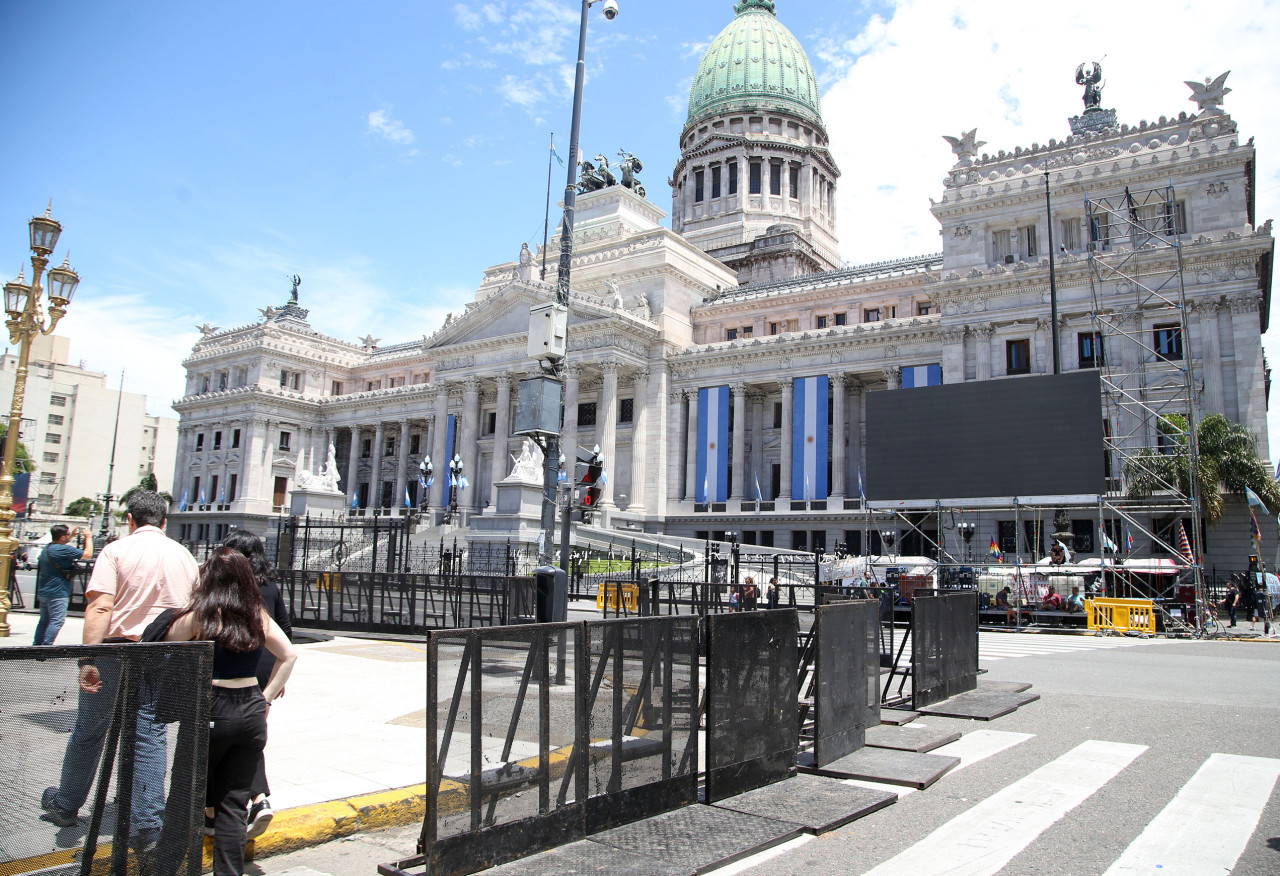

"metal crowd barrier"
[0,642,212,876]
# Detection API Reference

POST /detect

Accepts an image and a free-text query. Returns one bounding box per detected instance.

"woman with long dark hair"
[221,529,292,838]
[166,548,296,876]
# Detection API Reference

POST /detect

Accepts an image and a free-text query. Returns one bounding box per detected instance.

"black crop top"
[212,642,266,680]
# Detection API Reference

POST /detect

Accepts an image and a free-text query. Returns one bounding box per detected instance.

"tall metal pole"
[98,369,125,540]
[1045,172,1061,374]
[538,0,592,568]
[541,134,555,282]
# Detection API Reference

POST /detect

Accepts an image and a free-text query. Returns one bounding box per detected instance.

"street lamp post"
[957,521,976,564]
[446,454,463,525]
[0,205,80,637]
[418,456,433,519]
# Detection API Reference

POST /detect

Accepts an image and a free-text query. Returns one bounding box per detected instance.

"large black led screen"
[865,371,1105,501]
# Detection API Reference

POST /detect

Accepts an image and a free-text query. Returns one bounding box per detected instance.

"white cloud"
[499,74,544,107]
[818,0,1280,455]
[366,109,415,145]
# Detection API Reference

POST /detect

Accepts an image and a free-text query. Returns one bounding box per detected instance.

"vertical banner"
[901,364,943,388]
[444,414,457,466]
[792,375,829,501]
[696,386,730,503]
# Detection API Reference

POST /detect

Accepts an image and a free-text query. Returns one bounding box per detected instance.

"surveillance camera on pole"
[601,0,619,20]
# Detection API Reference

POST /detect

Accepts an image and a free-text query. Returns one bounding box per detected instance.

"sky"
[1,0,1278,456]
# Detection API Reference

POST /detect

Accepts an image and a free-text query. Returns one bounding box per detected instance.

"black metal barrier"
[811,601,880,767]
[911,591,979,710]
[704,609,799,803]
[0,642,212,876]
[398,616,700,876]
[281,570,536,633]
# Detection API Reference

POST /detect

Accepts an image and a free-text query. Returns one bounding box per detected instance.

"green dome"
[686,2,823,131]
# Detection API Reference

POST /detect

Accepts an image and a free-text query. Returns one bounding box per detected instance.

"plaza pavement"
[0,599,1274,873]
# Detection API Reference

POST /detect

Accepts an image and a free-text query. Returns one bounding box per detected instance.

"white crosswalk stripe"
[863,740,1148,876]
[887,630,1156,663]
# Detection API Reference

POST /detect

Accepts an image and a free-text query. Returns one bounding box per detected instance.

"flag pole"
[541,133,555,281]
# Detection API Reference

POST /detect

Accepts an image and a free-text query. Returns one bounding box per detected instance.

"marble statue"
[517,243,533,282]
[1185,72,1231,115]
[504,438,544,483]
[295,442,343,493]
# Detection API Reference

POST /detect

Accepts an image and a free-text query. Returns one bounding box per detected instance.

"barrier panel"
[282,570,536,633]
[398,616,701,876]
[1086,597,1157,634]
[812,601,880,767]
[911,592,979,710]
[0,642,212,876]
[594,582,639,614]
[704,609,799,803]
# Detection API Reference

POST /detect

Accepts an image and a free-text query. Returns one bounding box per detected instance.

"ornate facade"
[170,3,1273,562]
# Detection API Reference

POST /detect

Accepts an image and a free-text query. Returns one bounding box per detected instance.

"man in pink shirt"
[41,491,198,867]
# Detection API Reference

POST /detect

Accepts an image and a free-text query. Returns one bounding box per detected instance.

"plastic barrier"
[1086,597,1157,634]
[596,581,639,613]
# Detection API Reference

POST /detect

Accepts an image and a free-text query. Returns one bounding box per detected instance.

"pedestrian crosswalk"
[887,630,1157,663]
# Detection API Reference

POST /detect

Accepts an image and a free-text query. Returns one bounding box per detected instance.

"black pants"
[208,687,267,876]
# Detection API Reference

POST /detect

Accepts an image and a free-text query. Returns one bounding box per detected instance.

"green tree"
[1123,413,1280,525]
[118,472,172,508]
[0,428,37,474]
[65,496,103,518]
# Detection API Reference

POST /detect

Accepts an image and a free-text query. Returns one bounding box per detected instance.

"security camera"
[602,0,619,19]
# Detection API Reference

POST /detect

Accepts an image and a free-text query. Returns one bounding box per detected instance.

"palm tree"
[1124,413,1280,525]
[118,472,173,508]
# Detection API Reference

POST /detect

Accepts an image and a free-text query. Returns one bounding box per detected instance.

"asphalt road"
[246,635,1280,876]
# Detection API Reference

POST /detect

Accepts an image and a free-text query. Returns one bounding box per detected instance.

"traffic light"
[578,444,605,510]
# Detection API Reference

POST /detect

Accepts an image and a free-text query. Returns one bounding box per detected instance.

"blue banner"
[901,364,942,388]
[695,386,730,503]
[444,414,457,467]
[792,376,829,500]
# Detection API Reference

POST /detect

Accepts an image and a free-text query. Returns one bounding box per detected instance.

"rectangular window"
[361,438,371,458]
[789,165,800,198]
[887,305,897,319]
[1078,332,1105,368]
[1060,218,1081,251]
[1006,339,1032,375]
[694,169,705,203]
[192,477,201,504]
[1167,201,1187,236]
[728,161,738,195]
[43,451,58,463]
[711,165,721,199]
[228,474,238,502]
[726,328,738,340]
[213,431,222,450]
[50,395,66,407]
[1154,324,1183,361]
[367,380,380,391]
[992,229,1013,263]
[619,398,634,423]
[1019,224,1038,259]
[217,371,228,391]
[331,381,343,396]
[385,435,397,456]
[917,303,934,316]
[773,402,782,429]
[578,402,597,427]
[280,369,288,388]
[741,325,753,337]
[209,475,219,505]
[1089,213,1110,249]
[834,313,847,326]
[201,376,210,393]
[816,315,828,329]
[195,433,205,450]
[278,431,291,451]
[769,321,780,336]
[47,414,63,425]
[749,161,762,194]
[232,428,241,449]
[291,372,301,390]
[1071,519,1095,554]
[769,160,782,196]
[410,434,421,455]
[483,412,496,436]
[864,308,881,323]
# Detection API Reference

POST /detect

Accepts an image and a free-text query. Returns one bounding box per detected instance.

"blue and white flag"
[792,376,829,501]
[199,487,207,506]
[351,492,358,509]
[696,386,730,503]
[459,475,470,490]
[753,473,763,502]
[857,468,866,501]
[1100,530,1118,553]
[1246,486,1266,508]
[218,486,226,504]
[425,475,435,489]
[404,488,412,508]
[901,364,943,389]
[178,489,189,513]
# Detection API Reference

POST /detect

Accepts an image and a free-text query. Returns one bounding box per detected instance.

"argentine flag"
[792,376,829,500]
[695,386,730,503]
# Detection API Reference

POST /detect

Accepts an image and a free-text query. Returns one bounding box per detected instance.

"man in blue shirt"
[33,524,93,645]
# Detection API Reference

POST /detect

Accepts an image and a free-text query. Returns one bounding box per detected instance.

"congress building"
[171,0,1274,565]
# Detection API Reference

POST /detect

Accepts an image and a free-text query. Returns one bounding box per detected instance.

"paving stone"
[484,841,694,876]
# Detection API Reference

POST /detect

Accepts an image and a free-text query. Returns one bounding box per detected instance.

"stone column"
[370,421,386,508]
[460,377,482,511]
[562,365,581,464]
[346,424,361,502]
[431,386,450,509]
[685,389,699,501]
[1033,318,1050,374]
[246,418,268,508]
[490,374,513,508]
[848,379,864,498]
[668,386,685,502]
[941,328,965,384]
[1198,298,1226,416]
[1231,293,1268,459]
[630,368,649,513]
[749,391,765,500]
[731,383,748,501]
[394,418,411,511]
[882,367,900,390]
[599,361,619,509]
[975,325,994,382]
[779,378,793,502]
[830,373,846,500]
